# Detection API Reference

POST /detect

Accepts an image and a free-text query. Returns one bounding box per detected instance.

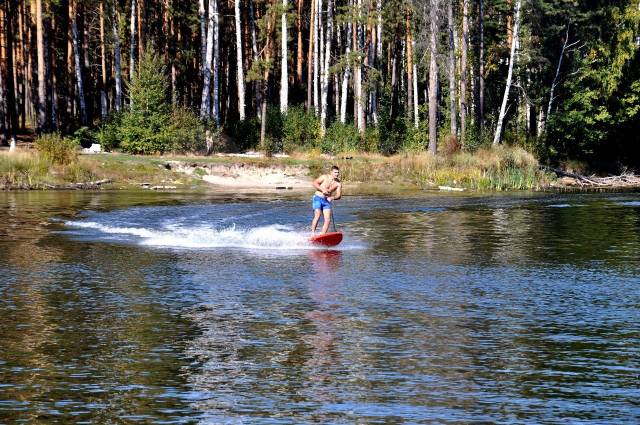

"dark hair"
[331,165,340,171]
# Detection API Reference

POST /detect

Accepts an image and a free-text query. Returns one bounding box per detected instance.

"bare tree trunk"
[320,0,333,136]
[340,18,352,123]
[307,0,315,110]
[260,10,274,153]
[70,0,87,125]
[428,0,439,154]
[493,0,521,145]
[212,0,219,125]
[460,0,468,145]
[447,0,456,136]
[355,0,365,133]
[2,0,17,148]
[406,9,416,127]
[545,23,575,132]
[313,0,320,114]
[296,0,303,84]
[250,0,260,116]
[112,1,123,111]
[130,0,137,91]
[479,0,484,130]
[35,0,46,131]
[199,0,206,71]
[200,0,215,119]
[280,0,288,113]
[235,0,246,120]
[99,2,108,118]
[412,40,418,127]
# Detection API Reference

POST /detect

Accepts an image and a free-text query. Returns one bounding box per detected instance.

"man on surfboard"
[311,165,342,234]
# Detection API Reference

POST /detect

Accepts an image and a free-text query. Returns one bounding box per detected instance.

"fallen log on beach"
[541,165,640,188]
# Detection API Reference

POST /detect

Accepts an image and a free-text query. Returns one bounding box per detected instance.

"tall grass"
[0,151,50,188]
[335,146,554,190]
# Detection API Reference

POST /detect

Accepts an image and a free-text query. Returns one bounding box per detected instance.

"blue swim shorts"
[312,195,332,211]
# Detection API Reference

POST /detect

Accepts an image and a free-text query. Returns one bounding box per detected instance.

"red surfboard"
[309,231,343,247]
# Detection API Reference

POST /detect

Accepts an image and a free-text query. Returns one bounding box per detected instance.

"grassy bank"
[1,145,555,191]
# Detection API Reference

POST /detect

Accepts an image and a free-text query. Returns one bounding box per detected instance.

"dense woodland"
[0,0,639,169]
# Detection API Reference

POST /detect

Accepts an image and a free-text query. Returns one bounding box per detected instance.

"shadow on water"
[1,190,639,423]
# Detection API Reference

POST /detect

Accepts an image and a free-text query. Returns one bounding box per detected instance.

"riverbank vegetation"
[0,0,638,186]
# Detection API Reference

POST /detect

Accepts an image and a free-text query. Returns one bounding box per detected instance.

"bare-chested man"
[311,165,342,234]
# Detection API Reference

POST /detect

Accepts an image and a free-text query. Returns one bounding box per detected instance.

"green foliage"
[169,107,206,153]
[322,121,361,154]
[544,2,640,170]
[282,105,320,153]
[95,113,122,152]
[35,133,79,166]
[120,49,173,154]
[228,118,261,152]
[72,126,96,148]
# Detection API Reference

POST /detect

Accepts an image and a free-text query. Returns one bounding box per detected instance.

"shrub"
[169,107,206,153]
[35,133,79,165]
[95,113,122,152]
[72,126,96,148]
[322,121,360,154]
[228,118,261,152]
[282,105,320,153]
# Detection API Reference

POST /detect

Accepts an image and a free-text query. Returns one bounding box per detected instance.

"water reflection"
[1,191,639,423]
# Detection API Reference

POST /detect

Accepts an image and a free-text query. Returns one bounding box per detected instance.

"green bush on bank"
[35,133,79,165]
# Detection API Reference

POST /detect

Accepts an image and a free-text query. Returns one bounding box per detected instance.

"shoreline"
[3,149,640,193]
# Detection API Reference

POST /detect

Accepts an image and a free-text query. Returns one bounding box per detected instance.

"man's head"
[331,165,340,179]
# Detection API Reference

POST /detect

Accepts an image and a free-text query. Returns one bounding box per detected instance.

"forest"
[0,0,639,171]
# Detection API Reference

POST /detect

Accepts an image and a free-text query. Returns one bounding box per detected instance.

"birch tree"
[200,0,215,119]
[428,0,439,153]
[320,0,333,136]
[493,0,521,145]
[70,0,87,125]
[235,0,246,120]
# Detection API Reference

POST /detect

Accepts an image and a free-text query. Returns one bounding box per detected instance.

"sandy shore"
[167,160,312,190]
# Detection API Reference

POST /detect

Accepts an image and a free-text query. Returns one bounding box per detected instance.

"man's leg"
[321,208,332,233]
[311,209,322,233]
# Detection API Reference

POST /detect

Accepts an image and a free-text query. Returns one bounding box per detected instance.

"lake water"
[1,190,639,424]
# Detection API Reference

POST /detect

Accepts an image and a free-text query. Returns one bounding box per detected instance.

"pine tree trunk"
[99,2,108,118]
[406,11,414,124]
[428,0,439,154]
[340,18,352,124]
[296,0,303,84]
[447,0,457,136]
[260,10,274,153]
[112,1,123,111]
[200,0,215,119]
[70,0,87,125]
[280,0,288,114]
[493,0,521,145]
[35,0,46,131]
[307,0,315,110]
[313,0,320,114]
[460,0,468,145]
[250,0,260,116]
[2,0,17,147]
[479,0,484,130]
[235,0,246,120]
